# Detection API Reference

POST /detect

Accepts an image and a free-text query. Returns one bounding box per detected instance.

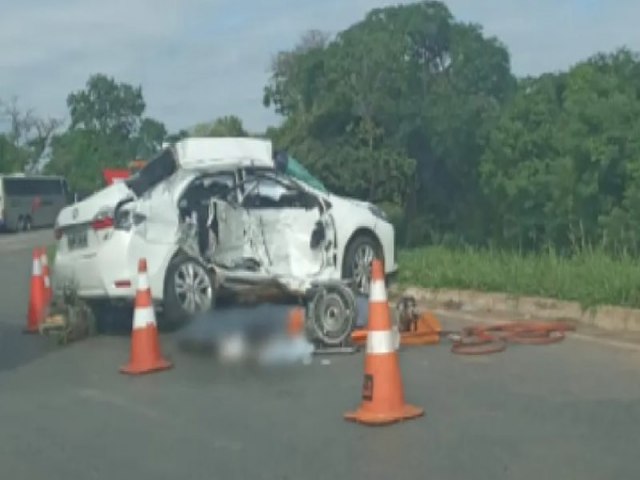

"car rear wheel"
[342,234,383,296]
[162,254,215,328]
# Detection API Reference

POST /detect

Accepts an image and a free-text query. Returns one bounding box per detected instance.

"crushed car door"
[173,170,250,268]
[209,174,254,269]
[239,169,336,279]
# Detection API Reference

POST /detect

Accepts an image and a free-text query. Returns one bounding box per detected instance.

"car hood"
[291,181,374,216]
[321,191,370,211]
[56,181,132,227]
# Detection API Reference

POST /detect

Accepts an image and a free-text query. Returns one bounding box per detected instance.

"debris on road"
[350,295,443,347]
[350,292,576,356]
[448,320,576,355]
[38,298,95,345]
[34,243,97,345]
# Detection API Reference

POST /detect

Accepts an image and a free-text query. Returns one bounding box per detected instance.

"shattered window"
[254,178,288,201]
[242,172,297,208]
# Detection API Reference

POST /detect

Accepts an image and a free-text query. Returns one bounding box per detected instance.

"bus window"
[3,177,65,196]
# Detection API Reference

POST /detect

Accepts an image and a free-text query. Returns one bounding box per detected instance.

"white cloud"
[1,0,639,134]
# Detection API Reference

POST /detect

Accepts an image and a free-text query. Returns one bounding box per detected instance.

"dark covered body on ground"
[176,304,295,355]
[176,295,370,356]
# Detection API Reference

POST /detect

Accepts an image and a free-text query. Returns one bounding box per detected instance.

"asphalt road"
[1,230,639,480]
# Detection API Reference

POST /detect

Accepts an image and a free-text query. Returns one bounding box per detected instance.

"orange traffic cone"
[120,258,172,375]
[344,259,424,425]
[39,247,52,305]
[24,248,47,334]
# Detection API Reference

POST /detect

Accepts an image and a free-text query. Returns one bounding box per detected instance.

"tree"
[480,49,640,253]
[263,30,330,117]
[0,97,62,173]
[135,118,168,157]
[263,1,515,246]
[46,74,167,191]
[66,74,145,138]
[191,115,248,137]
[0,134,29,173]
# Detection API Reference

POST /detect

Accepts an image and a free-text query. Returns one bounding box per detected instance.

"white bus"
[0,174,70,232]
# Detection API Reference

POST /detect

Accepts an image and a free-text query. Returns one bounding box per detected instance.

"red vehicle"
[101,160,146,186]
[102,169,130,186]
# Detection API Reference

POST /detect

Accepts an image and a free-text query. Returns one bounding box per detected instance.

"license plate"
[67,229,88,250]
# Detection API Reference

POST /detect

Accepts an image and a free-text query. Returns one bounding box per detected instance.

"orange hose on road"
[351,293,575,356]
[450,333,507,355]
[451,320,575,355]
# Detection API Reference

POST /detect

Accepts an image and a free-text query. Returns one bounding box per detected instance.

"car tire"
[342,233,383,296]
[162,254,215,329]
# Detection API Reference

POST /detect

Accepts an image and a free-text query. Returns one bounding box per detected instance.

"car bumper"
[52,230,174,302]
[53,242,136,301]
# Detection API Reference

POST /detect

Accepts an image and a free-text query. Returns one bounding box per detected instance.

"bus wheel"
[22,216,32,232]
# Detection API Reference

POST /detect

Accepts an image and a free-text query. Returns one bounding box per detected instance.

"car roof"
[172,137,274,171]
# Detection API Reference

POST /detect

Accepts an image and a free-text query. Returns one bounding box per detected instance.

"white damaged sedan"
[52,137,397,334]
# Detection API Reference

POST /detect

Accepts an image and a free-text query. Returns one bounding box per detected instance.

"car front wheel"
[342,234,383,296]
[162,254,215,328]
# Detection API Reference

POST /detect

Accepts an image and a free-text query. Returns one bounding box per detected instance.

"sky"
[0,0,638,134]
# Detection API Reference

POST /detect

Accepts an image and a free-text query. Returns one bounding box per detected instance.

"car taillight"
[91,216,114,230]
[91,209,114,231]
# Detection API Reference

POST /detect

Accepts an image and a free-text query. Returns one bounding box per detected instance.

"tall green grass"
[397,246,640,309]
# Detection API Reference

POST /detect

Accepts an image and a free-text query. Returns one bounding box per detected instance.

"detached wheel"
[342,234,383,296]
[307,283,357,347]
[162,254,215,328]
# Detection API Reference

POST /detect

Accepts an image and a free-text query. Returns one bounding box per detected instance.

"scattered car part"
[350,295,442,347]
[38,286,97,345]
[305,282,358,347]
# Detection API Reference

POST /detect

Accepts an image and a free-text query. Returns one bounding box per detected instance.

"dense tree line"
[1,0,640,254]
[262,1,640,254]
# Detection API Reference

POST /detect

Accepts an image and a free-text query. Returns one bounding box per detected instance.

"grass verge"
[397,246,640,309]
